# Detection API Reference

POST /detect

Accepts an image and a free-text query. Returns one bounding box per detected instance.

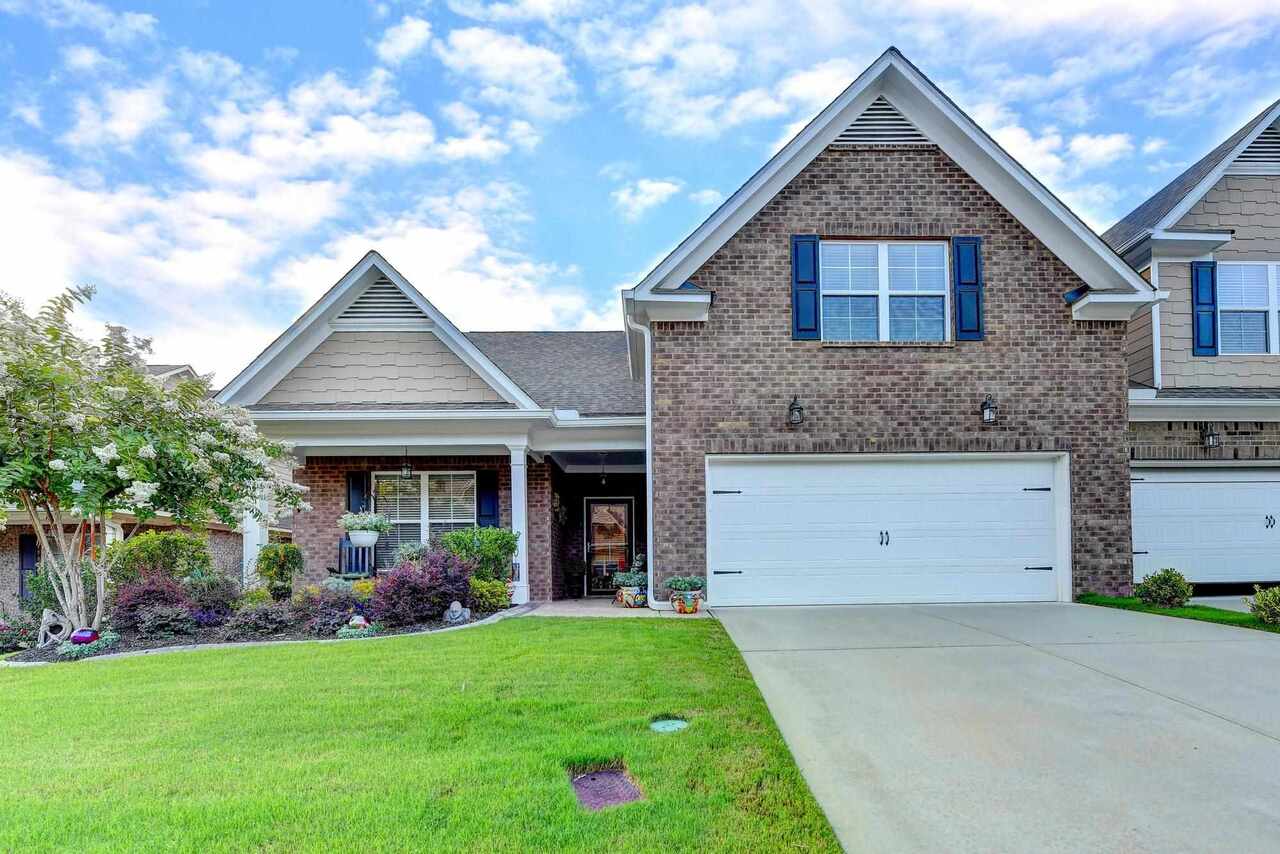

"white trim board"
[217,251,539,410]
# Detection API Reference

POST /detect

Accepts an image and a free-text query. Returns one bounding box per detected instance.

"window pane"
[889,296,945,342]
[373,475,421,521]
[427,473,476,523]
[888,243,946,292]
[822,295,877,341]
[1219,264,1269,308]
[820,242,877,292]
[819,242,851,290]
[1220,311,1268,354]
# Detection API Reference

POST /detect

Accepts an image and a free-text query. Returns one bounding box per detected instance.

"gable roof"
[1103,98,1280,252]
[468,331,643,416]
[216,251,539,410]
[628,46,1154,302]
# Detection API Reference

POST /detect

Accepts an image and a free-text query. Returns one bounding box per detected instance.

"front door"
[586,499,632,596]
[18,533,38,600]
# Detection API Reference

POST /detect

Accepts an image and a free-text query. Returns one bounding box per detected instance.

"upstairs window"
[1218,263,1280,355]
[820,241,948,342]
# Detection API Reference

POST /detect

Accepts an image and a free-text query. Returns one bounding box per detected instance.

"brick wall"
[0,528,20,616]
[649,144,1133,597]
[291,455,554,599]
[1130,420,1280,462]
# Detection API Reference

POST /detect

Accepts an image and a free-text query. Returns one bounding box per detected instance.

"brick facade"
[648,144,1133,598]
[1130,420,1280,463]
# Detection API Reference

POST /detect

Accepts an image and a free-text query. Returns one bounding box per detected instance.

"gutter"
[624,307,657,610]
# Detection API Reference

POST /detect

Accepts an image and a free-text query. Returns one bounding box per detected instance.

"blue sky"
[2,0,1279,381]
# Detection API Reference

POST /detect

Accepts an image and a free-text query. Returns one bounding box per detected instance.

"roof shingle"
[467,331,643,416]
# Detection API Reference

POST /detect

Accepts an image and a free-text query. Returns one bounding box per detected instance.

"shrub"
[1133,568,1194,608]
[292,586,361,636]
[137,605,196,640]
[222,602,296,640]
[235,587,274,609]
[335,624,381,640]
[111,575,191,631]
[21,563,98,621]
[370,550,472,627]
[1248,585,1280,625]
[106,530,212,583]
[57,631,120,660]
[340,512,392,533]
[468,577,509,613]
[441,528,518,583]
[322,577,354,593]
[0,613,37,652]
[183,571,240,621]
[351,578,375,602]
[255,543,303,600]
[394,541,429,565]
[666,575,705,593]
[612,571,646,589]
[191,608,228,629]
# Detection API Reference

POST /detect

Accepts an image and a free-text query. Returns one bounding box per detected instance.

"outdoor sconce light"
[980,395,999,425]
[1201,425,1221,449]
[787,396,805,427]
[399,446,414,480]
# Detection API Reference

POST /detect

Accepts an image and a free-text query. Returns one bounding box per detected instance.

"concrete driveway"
[716,603,1280,854]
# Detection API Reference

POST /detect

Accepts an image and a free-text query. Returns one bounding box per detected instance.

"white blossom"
[124,480,159,506]
[71,479,85,493]
[138,444,156,459]
[49,459,68,471]
[116,465,131,479]
[64,412,86,430]
[92,442,118,464]
[195,431,217,446]
[212,451,232,463]
[105,386,127,401]
[162,399,180,413]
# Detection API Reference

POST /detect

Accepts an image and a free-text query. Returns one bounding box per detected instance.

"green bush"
[1248,585,1280,625]
[57,631,120,660]
[21,562,98,621]
[106,530,212,583]
[612,571,646,589]
[440,528,518,583]
[222,602,297,639]
[394,541,429,565]
[666,575,705,593]
[468,577,509,613]
[0,613,37,652]
[335,624,381,640]
[1133,568,1194,608]
[235,587,273,609]
[255,543,303,600]
[184,571,240,616]
[136,605,196,640]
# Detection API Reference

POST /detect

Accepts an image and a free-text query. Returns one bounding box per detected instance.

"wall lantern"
[1201,425,1221,449]
[787,396,805,428]
[400,446,414,480]
[980,395,999,425]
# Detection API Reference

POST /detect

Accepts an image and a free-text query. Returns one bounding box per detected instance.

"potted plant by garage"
[340,511,392,548]
[666,575,705,614]
[612,570,648,608]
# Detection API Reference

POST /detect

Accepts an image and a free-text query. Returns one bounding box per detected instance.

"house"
[1106,97,1280,586]
[219,48,1161,608]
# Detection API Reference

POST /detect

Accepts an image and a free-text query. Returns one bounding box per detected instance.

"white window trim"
[819,240,951,343]
[372,470,478,547]
[1217,261,1280,355]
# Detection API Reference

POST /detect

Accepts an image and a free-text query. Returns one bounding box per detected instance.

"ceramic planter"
[614,586,647,608]
[669,590,703,614]
[348,530,380,548]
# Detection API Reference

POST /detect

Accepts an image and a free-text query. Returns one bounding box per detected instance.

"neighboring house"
[1105,97,1280,586]
[221,48,1160,608]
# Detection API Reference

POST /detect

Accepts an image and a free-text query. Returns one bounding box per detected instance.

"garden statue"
[37,609,72,649]
[443,601,470,626]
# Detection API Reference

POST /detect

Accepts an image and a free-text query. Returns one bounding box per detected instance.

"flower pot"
[348,530,380,548]
[614,586,647,608]
[669,590,702,614]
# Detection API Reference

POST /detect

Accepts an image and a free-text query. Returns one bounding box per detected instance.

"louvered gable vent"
[1227,123,1280,174]
[833,96,930,145]
[337,277,429,322]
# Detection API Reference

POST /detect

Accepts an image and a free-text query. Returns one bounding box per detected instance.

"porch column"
[241,500,269,587]
[508,444,530,605]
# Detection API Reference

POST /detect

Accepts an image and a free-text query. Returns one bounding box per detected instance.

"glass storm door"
[586,500,631,595]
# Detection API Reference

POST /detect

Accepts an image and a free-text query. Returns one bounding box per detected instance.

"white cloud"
[63,80,169,148]
[62,44,108,72]
[611,178,683,221]
[436,102,511,161]
[1142,137,1168,155]
[434,28,579,120]
[375,15,432,65]
[11,102,41,129]
[448,0,594,22]
[1067,132,1134,170]
[1,0,157,42]
[689,188,723,206]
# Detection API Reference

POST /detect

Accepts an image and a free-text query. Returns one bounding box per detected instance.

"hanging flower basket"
[340,512,392,548]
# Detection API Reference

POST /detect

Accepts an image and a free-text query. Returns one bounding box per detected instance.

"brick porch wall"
[1130,420,1280,463]
[0,528,21,617]
[649,144,1133,598]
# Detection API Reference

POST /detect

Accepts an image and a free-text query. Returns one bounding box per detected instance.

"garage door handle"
[712,570,743,575]
[1133,551,1149,555]
[712,489,742,495]
[1024,566,1053,572]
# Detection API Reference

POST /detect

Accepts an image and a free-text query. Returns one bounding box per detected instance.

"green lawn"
[1079,593,1280,635]
[0,618,837,853]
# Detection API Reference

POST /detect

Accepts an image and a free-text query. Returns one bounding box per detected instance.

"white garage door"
[1131,468,1280,583]
[706,455,1064,606]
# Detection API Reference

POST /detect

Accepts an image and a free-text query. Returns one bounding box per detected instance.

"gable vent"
[833,96,930,146]
[1227,123,1280,174]
[337,277,430,322]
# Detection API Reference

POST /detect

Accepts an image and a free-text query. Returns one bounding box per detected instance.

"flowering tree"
[0,287,309,629]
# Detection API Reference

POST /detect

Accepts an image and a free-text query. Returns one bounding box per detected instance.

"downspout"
[624,303,657,609]
[1150,258,1163,389]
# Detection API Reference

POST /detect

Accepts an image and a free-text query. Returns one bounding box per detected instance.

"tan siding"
[1126,305,1155,386]
[1176,175,1280,261]
[259,331,504,405]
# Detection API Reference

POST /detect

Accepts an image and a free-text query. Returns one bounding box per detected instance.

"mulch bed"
[6,612,503,664]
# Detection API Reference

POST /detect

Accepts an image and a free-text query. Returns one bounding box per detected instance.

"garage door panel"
[707,455,1062,606]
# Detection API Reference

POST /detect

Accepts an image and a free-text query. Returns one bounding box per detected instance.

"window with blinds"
[1218,263,1280,355]
[820,241,948,342]
[371,471,478,568]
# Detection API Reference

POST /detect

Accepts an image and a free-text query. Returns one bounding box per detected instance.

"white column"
[241,500,269,588]
[508,444,530,605]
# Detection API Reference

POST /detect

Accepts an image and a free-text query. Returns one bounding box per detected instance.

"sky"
[2,0,1279,383]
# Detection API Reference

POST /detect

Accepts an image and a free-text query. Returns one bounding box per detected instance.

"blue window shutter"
[791,234,820,340]
[952,236,984,341]
[1191,261,1218,356]
[476,469,500,527]
[346,471,370,513]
